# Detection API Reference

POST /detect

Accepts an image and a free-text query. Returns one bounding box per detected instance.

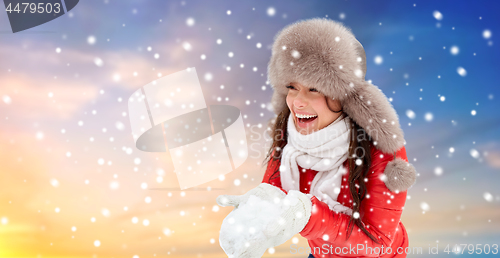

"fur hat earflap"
[342,80,405,154]
[267,17,405,154]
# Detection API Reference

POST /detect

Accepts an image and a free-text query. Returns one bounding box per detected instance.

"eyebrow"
[291,83,313,89]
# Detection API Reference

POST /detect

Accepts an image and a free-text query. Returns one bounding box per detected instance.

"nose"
[293,90,308,109]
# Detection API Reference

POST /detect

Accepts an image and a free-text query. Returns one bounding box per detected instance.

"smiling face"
[285,82,343,135]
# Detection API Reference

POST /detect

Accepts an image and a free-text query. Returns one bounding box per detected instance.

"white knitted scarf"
[280,112,354,215]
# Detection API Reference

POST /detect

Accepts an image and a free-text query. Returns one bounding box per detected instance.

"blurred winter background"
[1,0,499,257]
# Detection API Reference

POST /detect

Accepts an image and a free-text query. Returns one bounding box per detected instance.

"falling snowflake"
[101,208,110,217]
[2,95,11,104]
[483,192,493,202]
[182,42,192,51]
[424,112,433,122]
[94,57,104,67]
[186,17,195,26]
[405,110,416,119]
[434,167,443,176]
[470,149,480,159]
[50,179,59,187]
[204,73,213,81]
[483,29,492,39]
[433,11,443,20]
[420,202,430,211]
[457,67,467,76]
[87,35,96,45]
[267,7,276,16]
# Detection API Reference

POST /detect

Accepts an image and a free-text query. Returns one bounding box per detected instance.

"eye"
[286,85,296,90]
[309,88,319,92]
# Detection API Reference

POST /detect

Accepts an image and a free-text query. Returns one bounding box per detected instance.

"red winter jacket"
[262,145,410,258]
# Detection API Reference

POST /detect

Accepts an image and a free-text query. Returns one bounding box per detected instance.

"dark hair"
[262,96,382,245]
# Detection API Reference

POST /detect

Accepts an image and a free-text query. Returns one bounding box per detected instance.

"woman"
[217,18,417,258]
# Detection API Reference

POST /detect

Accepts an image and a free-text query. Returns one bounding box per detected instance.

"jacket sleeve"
[261,150,287,193]
[299,146,409,257]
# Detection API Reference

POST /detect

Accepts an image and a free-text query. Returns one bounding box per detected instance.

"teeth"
[295,113,318,119]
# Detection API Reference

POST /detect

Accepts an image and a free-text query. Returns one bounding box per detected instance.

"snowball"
[219,195,281,255]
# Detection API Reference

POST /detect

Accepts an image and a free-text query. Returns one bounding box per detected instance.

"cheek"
[312,99,328,114]
[314,100,335,121]
[286,94,293,108]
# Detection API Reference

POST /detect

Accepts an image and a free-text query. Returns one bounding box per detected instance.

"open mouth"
[298,116,318,123]
[295,113,318,128]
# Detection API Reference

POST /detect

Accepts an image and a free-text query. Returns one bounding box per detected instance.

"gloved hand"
[216,183,286,208]
[264,190,312,246]
[217,184,312,258]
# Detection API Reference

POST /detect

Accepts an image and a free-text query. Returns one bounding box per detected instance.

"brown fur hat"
[268,17,416,192]
[268,17,403,154]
